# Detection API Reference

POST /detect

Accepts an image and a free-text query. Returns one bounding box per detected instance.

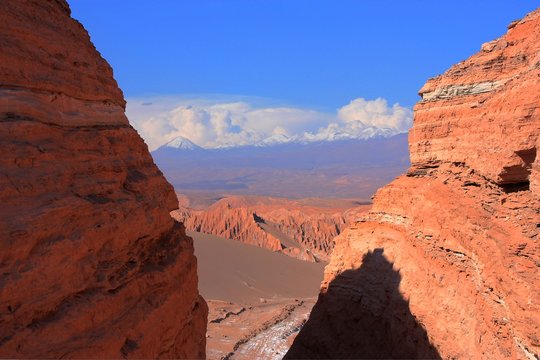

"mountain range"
[152,133,410,199]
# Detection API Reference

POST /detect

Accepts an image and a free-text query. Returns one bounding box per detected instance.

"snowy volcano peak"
[164,136,202,150]
[256,133,296,147]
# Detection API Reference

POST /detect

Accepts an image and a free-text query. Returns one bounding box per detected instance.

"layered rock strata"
[0,1,206,358]
[173,196,369,262]
[287,9,540,359]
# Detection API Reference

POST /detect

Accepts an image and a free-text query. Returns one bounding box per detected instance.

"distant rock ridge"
[287,8,540,359]
[152,134,409,199]
[0,0,206,358]
[172,195,370,262]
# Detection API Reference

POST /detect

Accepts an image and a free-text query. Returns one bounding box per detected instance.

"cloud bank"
[126,96,412,150]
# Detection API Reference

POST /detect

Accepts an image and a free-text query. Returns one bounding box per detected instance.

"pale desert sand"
[189,230,325,304]
[189,231,325,359]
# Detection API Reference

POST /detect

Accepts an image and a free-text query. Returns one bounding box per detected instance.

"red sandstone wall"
[287,9,540,359]
[0,1,207,358]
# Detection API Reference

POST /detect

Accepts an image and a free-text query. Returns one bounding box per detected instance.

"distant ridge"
[154,126,403,152]
[151,133,410,198]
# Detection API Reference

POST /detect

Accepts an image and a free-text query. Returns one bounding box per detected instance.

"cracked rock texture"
[0,0,207,358]
[287,8,539,359]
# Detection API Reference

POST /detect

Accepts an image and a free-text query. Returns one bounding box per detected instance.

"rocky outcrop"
[0,1,206,358]
[173,195,369,262]
[413,11,540,189]
[287,9,540,359]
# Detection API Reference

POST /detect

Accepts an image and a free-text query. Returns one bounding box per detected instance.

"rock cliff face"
[173,195,369,262]
[287,9,540,360]
[0,1,206,358]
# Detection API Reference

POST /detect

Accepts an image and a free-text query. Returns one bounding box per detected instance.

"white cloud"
[337,98,412,132]
[126,95,412,150]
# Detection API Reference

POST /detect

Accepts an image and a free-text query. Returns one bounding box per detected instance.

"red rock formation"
[173,195,369,262]
[287,9,540,359]
[0,1,206,358]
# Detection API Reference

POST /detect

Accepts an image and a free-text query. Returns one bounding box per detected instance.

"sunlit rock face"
[412,11,540,189]
[287,9,540,360]
[0,0,207,358]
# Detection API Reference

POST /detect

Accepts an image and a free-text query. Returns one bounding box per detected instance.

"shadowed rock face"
[288,8,540,359]
[0,0,206,358]
[286,249,440,359]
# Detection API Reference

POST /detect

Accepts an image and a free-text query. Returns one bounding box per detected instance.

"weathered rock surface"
[0,1,206,358]
[287,9,540,359]
[173,195,369,262]
[412,10,540,189]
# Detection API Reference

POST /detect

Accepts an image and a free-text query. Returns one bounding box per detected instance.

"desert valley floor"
[171,192,364,358]
[191,230,324,359]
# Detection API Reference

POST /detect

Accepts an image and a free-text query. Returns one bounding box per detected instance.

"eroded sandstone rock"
[173,195,369,262]
[413,10,540,189]
[0,1,206,358]
[287,9,540,359]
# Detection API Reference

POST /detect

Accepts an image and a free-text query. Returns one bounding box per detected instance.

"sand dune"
[190,231,325,304]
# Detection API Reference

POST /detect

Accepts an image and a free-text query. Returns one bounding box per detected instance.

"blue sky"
[69,1,539,149]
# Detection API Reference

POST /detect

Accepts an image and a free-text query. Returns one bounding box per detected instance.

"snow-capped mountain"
[153,125,403,152]
[151,133,410,199]
[255,133,296,147]
[164,136,202,150]
[151,136,205,158]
